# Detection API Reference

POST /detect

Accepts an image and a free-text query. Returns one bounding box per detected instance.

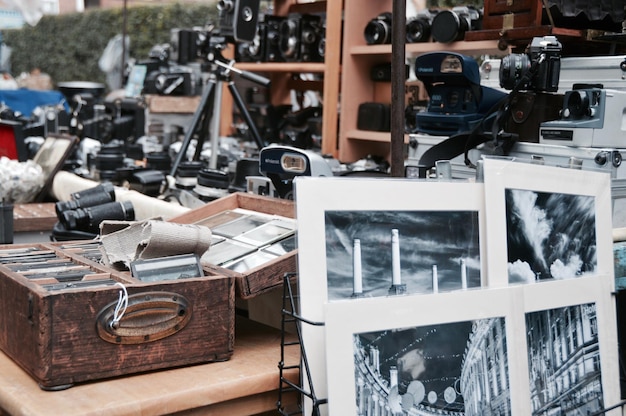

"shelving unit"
[338,0,509,163]
[232,0,343,158]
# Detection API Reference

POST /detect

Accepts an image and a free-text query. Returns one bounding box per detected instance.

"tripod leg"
[169,80,216,177]
[227,80,266,150]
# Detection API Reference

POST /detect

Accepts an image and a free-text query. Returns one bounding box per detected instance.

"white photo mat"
[324,287,523,415]
[294,176,488,415]
[518,275,621,415]
[482,157,614,289]
[324,276,621,415]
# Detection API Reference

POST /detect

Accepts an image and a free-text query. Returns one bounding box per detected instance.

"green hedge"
[3,2,218,88]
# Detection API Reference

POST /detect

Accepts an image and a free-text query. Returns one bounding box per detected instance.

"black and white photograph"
[482,158,614,288]
[296,178,487,416]
[325,210,482,300]
[353,317,510,415]
[506,188,596,284]
[525,302,604,415]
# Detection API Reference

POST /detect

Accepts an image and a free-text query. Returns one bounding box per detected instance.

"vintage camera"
[217,0,260,43]
[412,52,507,136]
[170,28,204,65]
[144,69,193,96]
[236,19,267,62]
[406,9,437,43]
[279,13,324,62]
[431,6,482,43]
[364,12,392,45]
[540,85,626,149]
[264,15,286,62]
[259,145,335,199]
[499,36,562,92]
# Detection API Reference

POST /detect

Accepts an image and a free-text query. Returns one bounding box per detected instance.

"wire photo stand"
[277,272,328,416]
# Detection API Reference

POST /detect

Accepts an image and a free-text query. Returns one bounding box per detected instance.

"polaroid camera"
[540,84,626,149]
[258,145,334,199]
[412,52,507,136]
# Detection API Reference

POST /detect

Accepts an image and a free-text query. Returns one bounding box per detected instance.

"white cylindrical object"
[353,239,363,295]
[389,366,398,388]
[432,264,438,293]
[461,258,467,290]
[391,229,401,285]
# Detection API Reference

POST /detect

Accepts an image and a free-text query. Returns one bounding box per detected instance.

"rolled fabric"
[100,219,212,270]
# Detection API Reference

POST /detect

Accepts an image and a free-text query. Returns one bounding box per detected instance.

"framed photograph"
[210,214,269,238]
[201,238,256,266]
[519,276,621,415]
[482,158,613,287]
[32,134,79,202]
[194,210,247,229]
[324,276,621,415]
[233,218,296,247]
[324,287,524,415]
[294,176,487,415]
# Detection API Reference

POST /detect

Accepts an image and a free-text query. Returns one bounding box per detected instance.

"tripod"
[169,39,270,177]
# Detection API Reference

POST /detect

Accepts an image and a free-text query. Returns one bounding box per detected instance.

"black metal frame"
[277,272,327,416]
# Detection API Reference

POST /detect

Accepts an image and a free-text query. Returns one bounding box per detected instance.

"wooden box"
[169,193,297,299]
[0,242,235,390]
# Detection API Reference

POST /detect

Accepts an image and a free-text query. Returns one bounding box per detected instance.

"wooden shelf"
[235,62,327,73]
[346,130,408,144]
[338,0,510,163]
[224,0,343,158]
[350,40,509,56]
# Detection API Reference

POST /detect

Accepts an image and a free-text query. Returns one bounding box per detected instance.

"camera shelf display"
[231,0,342,158]
[338,0,507,163]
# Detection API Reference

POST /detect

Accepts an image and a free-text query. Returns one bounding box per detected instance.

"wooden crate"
[169,193,297,299]
[0,242,235,390]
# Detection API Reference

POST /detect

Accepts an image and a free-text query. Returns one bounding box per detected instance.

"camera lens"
[364,13,392,45]
[499,53,531,90]
[406,18,430,43]
[431,10,469,43]
[279,19,299,58]
[217,0,234,12]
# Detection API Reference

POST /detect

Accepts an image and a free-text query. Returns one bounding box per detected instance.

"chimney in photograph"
[352,238,364,298]
[388,229,407,295]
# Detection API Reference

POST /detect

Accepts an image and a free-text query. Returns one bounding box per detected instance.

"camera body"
[217,0,260,43]
[412,52,507,136]
[264,15,286,62]
[279,13,324,62]
[406,9,436,43]
[364,12,392,45]
[540,86,626,148]
[259,145,334,199]
[499,36,562,92]
[236,20,267,62]
[431,6,481,43]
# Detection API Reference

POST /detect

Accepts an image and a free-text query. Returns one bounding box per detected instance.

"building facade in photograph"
[460,318,511,415]
[526,303,603,416]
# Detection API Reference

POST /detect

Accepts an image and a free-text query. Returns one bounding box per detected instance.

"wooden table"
[0,317,300,416]
[12,203,56,233]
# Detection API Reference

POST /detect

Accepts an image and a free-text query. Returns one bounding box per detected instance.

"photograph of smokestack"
[325,210,481,301]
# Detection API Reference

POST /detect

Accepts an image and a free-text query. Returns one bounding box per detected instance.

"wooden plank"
[13,203,56,233]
